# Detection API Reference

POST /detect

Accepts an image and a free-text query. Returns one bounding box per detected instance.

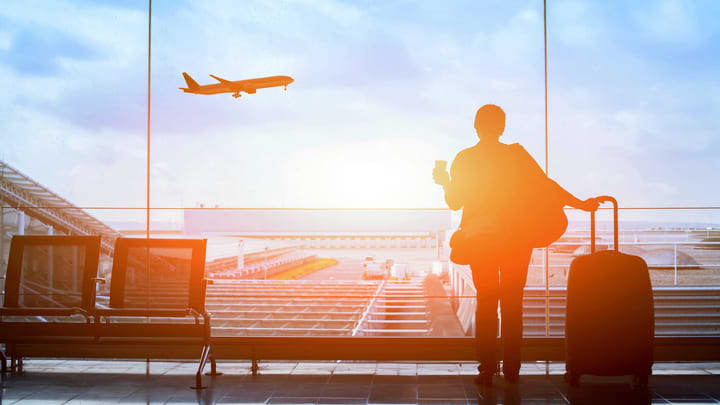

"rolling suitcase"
[564,196,654,387]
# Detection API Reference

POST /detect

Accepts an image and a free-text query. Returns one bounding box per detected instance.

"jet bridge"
[0,159,120,257]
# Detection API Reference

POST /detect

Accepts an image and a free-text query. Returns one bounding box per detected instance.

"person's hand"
[579,197,602,212]
[433,167,450,187]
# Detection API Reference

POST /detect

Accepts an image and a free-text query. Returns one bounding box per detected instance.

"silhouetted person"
[433,104,600,385]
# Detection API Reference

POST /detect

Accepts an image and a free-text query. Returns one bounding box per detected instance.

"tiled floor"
[0,360,719,404]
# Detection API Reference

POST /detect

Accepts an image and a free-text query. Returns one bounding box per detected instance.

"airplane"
[179,72,294,98]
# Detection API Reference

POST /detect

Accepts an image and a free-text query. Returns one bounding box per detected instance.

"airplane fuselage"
[180,74,294,98]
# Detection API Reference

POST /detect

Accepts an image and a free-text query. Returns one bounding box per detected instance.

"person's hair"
[474,104,505,139]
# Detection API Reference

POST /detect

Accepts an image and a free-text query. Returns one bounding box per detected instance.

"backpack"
[449,143,567,265]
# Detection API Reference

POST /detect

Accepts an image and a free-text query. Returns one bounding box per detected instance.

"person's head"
[474,104,505,141]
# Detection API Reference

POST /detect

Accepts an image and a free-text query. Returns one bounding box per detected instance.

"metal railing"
[450,265,720,337]
[2,204,719,340]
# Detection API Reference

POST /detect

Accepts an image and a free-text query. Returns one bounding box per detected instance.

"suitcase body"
[564,196,654,387]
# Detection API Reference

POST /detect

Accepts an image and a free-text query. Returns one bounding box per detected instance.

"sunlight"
[283,137,441,208]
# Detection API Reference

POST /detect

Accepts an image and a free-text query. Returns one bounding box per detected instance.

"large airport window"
[1,1,719,341]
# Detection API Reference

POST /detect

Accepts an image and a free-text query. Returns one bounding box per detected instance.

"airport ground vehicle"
[362,256,387,279]
[390,263,410,280]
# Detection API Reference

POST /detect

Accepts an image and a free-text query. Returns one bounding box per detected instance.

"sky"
[1,0,719,225]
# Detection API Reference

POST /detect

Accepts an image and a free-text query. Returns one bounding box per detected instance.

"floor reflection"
[0,360,718,404]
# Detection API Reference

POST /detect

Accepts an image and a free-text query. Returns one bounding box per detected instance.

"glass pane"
[0,4,147,208]
[546,208,720,337]
[0,0,717,347]
[527,249,550,286]
[151,2,546,210]
[546,2,720,209]
[560,208,720,288]
[19,244,86,308]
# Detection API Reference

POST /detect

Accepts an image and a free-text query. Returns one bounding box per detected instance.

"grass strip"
[269,258,339,280]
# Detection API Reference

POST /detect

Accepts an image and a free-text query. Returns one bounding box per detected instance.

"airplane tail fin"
[182,72,199,89]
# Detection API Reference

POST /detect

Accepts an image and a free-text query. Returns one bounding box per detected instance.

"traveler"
[433,104,601,385]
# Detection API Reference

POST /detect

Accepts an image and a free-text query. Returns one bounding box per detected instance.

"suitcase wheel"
[564,372,580,387]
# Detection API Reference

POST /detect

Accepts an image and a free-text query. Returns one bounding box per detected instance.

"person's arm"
[443,180,463,211]
[514,144,600,212]
[433,154,463,211]
[548,179,600,212]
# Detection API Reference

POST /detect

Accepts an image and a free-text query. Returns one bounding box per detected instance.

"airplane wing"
[209,74,233,84]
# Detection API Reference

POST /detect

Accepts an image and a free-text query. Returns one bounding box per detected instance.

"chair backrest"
[4,235,101,309]
[108,238,207,313]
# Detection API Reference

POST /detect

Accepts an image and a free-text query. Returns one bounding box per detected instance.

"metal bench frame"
[0,236,217,389]
[94,237,216,389]
[0,235,101,373]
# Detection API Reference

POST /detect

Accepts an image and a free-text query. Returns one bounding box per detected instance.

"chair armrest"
[188,308,211,325]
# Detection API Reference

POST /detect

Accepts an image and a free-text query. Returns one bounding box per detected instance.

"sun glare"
[283,138,440,208]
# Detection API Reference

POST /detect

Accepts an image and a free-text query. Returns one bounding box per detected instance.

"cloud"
[0,26,101,76]
[290,0,364,25]
[471,6,542,66]
[1,0,719,215]
[0,0,421,136]
[549,0,604,47]
[0,103,147,207]
[0,30,12,51]
[633,0,702,45]
[0,1,147,133]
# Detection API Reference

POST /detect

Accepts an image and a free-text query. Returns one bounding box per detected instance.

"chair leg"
[251,359,259,376]
[0,347,7,374]
[190,345,210,390]
[205,348,222,376]
[17,355,23,374]
[9,345,16,374]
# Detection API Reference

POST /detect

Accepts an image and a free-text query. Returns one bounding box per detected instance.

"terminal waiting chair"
[0,235,102,373]
[91,237,217,389]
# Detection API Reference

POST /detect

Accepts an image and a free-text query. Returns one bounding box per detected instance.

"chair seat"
[93,308,192,318]
[0,322,207,340]
[0,322,97,340]
[94,322,208,339]
[0,307,88,317]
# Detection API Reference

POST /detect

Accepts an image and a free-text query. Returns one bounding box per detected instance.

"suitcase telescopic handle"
[590,196,619,253]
